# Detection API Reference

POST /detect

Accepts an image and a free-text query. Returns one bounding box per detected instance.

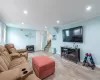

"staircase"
[44,40,51,52]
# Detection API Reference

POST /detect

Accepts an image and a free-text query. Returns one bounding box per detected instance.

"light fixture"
[45,26,47,28]
[57,20,60,24]
[22,22,24,24]
[86,6,92,11]
[24,10,28,14]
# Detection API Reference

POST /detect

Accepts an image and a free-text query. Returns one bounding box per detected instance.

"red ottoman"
[32,56,55,79]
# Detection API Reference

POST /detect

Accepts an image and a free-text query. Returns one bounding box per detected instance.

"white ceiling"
[0,0,100,30]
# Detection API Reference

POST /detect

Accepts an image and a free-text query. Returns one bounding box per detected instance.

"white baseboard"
[57,57,100,69]
[96,65,100,68]
[80,60,83,62]
[57,52,61,54]
[35,50,44,52]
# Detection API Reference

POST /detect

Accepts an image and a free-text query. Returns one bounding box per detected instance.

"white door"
[36,31,42,51]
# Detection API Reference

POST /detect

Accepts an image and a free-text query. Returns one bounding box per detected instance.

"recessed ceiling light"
[22,22,24,24]
[57,20,60,24]
[45,26,47,28]
[86,6,92,11]
[24,10,28,14]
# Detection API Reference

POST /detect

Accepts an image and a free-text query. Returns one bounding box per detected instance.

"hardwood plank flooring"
[28,51,100,80]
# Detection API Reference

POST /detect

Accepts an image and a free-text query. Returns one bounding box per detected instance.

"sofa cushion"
[0,68,21,80]
[20,56,27,62]
[5,44,17,54]
[0,45,11,60]
[0,46,12,68]
[3,51,11,63]
[0,65,5,72]
[1,55,10,68]
[10,53,20,57]
[5,44,14,48]
[10,48,17,53]
[25,74,41,80]
[19,52,28,59]
[0,56,8,72]
[12,62,30,69]
[12,63,40,80]
[9,57,26,69]
[17,49,27,53]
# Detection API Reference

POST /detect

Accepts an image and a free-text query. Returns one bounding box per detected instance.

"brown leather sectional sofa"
[0,44,40,80]
[5,44,28,59]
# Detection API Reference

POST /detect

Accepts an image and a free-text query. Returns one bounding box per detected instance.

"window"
[0,23,6,43]
[3,25,6,43]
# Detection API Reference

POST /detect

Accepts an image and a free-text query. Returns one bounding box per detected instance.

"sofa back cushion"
[10,48,17,53]
[0,56,8,72]
[5,44,17,54]
[0,46,11,68]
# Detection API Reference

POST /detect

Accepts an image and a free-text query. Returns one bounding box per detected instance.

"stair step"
[44,40,51,52]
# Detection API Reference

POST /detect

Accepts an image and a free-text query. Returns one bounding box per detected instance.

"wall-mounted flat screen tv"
[62,26,83,43]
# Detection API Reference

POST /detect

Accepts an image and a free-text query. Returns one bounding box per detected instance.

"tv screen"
[62,26,83,43]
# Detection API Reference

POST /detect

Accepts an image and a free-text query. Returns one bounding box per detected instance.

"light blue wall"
[7,27,36,49]
[6,27,47,50]
[50,16,100,66]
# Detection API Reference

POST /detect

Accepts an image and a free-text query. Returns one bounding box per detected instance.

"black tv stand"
[61,47,80,63]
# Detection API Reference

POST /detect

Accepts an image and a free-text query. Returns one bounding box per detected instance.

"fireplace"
[61,47,80,63]
[26,45,34,52]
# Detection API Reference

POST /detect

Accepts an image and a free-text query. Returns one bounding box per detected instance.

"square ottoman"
[32,56,55,79]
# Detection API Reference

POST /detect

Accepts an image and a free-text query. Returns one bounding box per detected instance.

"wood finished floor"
[28,51,100,80]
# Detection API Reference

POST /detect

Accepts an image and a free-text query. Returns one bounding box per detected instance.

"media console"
[61,47,80,63]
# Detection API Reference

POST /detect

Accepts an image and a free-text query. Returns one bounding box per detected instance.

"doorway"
[36,31,42,51]
[44,31,51,52]
[47,31,51,43]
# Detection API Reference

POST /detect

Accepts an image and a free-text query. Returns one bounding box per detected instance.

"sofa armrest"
[17,49,27,53]
[0,68,21,80]
[20,68,33,80]
[10,53,20,59]
[10,53,20,57]
[25,74,41,80]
